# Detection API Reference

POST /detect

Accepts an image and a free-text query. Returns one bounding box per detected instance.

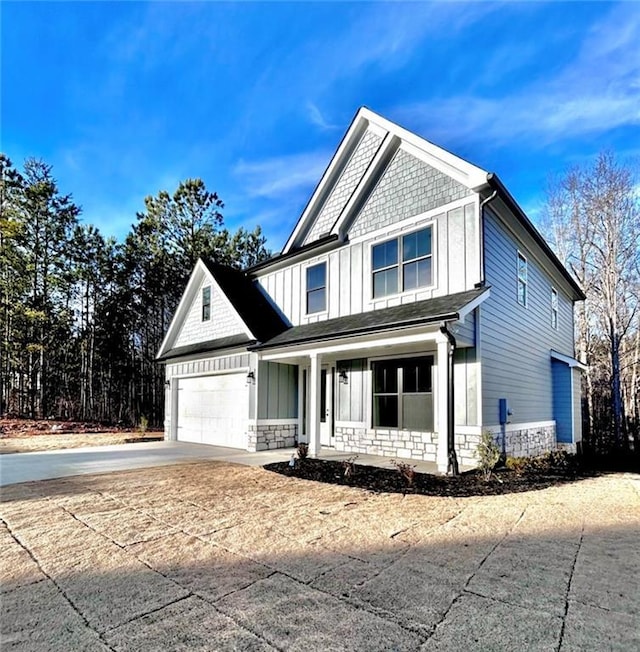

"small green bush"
[477,431,501,480]
[138,415,148,434]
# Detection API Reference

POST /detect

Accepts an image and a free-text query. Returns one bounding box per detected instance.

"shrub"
[477,431,501,480]
[341,455,358,478]
[138,415,148,434]
[505,456,529,476]
[391,460,417,487]
[297,442,309,460]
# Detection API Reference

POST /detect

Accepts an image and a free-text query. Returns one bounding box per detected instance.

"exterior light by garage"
[246,370,256,385]
[339,369,348,385]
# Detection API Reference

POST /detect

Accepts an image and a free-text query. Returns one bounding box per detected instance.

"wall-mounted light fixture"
[165,380,171,387]
[339,369,348,385]
[246,370,256,385]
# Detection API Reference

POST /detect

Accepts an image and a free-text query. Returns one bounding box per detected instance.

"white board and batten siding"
[480,210,575,427]
[256,198,481,327]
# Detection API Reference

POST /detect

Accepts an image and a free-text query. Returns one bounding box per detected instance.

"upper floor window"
[517,252,527,307]
[551,287,558,329]
[306,263,326,314]
[372,226,433,299]
[202,286,211,321]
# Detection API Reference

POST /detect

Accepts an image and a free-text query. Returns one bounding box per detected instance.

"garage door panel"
[177,373,248,448]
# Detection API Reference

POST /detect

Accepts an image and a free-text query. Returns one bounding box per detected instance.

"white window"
[306,263,326,314]
[202,286,211,321]
[372,226,433,299]
[372,357,434,431]
[517,252,527,307]
[551,287,558,329]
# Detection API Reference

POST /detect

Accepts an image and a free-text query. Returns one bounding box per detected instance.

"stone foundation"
[247,423,297,452]
[334,422,557,467]
[334,426,438,462]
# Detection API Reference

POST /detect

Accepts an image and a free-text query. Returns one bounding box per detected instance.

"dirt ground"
[0,419,162,454]
[1,461,639,651]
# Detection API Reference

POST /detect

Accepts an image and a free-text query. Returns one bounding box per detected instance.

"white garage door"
[177,373,248,449]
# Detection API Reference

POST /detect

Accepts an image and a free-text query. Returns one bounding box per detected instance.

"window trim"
[371,355,434,431]
[305,261,327,315]
[370,224,435,300]
[517,251,528,307]
[202,285,211,321]
[551,287,558,329]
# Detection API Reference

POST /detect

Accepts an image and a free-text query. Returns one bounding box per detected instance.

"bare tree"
[543,152,639,451]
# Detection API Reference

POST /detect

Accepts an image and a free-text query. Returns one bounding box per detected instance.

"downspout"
[439,323,459,476]
[478,189,498,286]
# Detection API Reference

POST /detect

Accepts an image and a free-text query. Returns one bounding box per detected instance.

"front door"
[320,366,333,446]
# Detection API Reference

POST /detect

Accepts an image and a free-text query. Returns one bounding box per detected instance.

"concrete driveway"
[1,460,639,651]
[0,441,297,486]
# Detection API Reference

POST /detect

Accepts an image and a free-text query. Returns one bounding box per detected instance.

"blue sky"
[3,1,639,252]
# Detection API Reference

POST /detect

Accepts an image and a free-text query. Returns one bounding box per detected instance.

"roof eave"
[484,173,586,302]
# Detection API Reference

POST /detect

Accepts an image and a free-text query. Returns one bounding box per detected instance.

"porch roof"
[251,286,488,351]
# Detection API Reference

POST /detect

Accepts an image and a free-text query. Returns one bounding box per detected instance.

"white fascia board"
[157,260,208,359]
[282,110,370,254]
[260,327,442,361]
[550,349,588,371]
[358,108,488,190]
[457,288,490,320]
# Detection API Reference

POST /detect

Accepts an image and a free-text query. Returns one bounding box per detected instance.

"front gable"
[173,273,248,348]
[157,260,253,360]
[346,147,473,240]
[283,107,487,254]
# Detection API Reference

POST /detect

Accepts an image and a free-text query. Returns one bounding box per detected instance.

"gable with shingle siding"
[348,148,473,240]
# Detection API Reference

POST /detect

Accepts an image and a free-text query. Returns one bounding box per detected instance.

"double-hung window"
[372,226,432,299]
[202,286,211,321]
[372,357,434,431]
[517,252,527,307]
[551,288,558,329]
[306,263,326,314]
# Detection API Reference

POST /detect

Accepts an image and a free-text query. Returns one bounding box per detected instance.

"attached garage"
[176,373,248,448]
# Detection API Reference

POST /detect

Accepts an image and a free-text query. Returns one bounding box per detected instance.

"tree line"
[1,150,638,453]
[543,152,639,455]
[0,154,270,427]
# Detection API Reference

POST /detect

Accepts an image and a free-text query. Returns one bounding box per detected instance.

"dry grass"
[1,461,639,651]
[0,432,162,454]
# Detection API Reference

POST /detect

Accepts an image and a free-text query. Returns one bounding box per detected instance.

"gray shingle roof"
[251,286,488,350]
[157,334,253,362]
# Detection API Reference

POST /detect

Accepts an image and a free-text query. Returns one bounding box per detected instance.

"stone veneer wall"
[335,423,557,467]
[456,424,557,467]
[248,423,297,452]
[334,426,438,462]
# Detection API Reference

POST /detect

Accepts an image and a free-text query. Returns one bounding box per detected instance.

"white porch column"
[308,352,322,457]
[436,337,450,473]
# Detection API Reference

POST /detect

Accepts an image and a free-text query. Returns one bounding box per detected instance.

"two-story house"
[157,107,585,472]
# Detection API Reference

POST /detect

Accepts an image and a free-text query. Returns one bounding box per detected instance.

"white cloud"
[393,4,640,149]
[306,102,339,131]
[233,150,331,199]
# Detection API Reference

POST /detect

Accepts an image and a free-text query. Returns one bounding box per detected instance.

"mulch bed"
[264,457,597,497]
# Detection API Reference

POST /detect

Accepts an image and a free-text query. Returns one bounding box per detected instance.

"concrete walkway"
[0,441,440,486]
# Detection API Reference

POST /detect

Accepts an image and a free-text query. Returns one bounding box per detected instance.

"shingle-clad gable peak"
[282,107,488,255]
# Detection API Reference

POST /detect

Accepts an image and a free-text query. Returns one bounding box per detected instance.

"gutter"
[439,323,460,476]
[478,189,498,286]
